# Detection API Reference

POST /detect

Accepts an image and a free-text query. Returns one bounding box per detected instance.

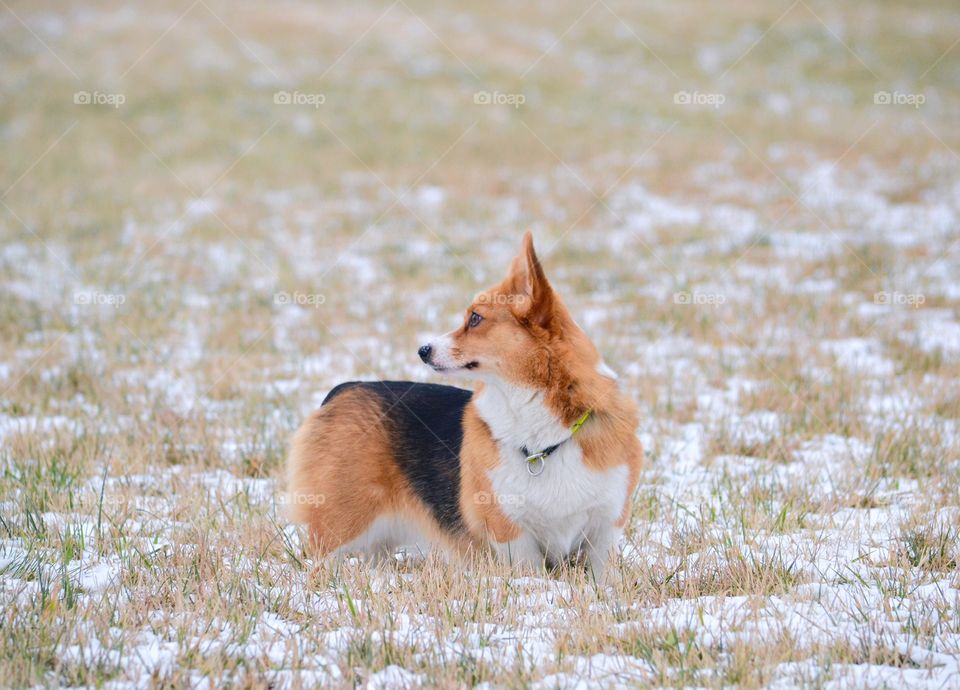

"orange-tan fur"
[287,387,476,557]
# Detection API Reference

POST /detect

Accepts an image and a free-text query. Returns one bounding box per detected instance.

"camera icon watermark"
[274,291,325,308]
[673,290,726,306]
[473,90,526,109]
[873,91,925,109]
[674,90,725,109]
[74,290,126,308]
[273,90,326,108]
[74,90,126,109]
[874,291,925,308]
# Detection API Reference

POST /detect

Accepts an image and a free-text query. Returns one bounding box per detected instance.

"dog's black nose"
[418,344,432,362]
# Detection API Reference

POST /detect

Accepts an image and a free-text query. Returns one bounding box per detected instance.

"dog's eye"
[468,311,483,328]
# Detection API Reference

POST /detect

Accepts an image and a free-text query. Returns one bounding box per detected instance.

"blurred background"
[2,0,959,473]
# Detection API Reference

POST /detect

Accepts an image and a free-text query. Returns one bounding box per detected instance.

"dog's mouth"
[431,360,479,372]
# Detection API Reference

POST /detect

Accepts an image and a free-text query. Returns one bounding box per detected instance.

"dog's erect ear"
[506,231,554,328]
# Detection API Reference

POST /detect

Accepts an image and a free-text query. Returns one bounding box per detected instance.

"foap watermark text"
[673,290,726,306]
[274,90,326,108]
[474,90,525,109]
[74,90,125,108]
[674,90,725,109]
[275,291,325,308]
[874,91,925,109]
[74,290,126,308]
[875,291,925,308]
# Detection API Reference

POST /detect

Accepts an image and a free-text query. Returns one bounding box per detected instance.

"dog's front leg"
[492,531,543,570]
[583,525,621,587]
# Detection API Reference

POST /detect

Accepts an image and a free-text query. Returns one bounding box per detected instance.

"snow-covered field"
[2,1,960,687]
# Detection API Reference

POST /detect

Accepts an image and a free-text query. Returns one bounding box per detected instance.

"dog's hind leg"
[286,387,401,559]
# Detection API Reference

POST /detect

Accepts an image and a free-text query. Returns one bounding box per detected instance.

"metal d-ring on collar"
[520,409,592,477]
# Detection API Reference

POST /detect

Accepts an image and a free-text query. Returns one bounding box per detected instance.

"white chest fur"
[473,378,570,452]
[473,380,628,562]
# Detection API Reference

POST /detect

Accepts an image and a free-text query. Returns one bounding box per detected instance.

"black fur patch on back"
[322,380,472,535]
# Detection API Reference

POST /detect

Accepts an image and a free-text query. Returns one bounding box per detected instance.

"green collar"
[522,409,593,476]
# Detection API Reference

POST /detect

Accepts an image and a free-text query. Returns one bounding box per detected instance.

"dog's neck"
[473,377,572,454]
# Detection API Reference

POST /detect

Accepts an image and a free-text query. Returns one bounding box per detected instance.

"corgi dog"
[286,232,642,580]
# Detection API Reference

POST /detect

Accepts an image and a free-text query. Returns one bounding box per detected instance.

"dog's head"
[418,232,615,420]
